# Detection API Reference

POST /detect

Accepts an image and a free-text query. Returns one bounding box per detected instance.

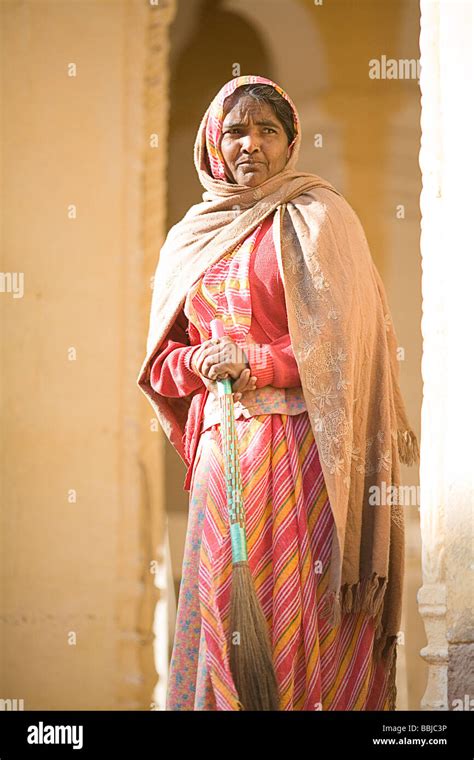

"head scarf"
[137,76,419,701]
[203,74,299,181]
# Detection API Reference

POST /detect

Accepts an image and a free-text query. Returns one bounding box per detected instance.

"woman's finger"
[239,373,257,391]
[209,362,244,380]
[192,344,211,376]
[200,351,224,377]
[231,370,258,401]
[205,379,219,398]
[231,368,250,391]
[194,338,227,377]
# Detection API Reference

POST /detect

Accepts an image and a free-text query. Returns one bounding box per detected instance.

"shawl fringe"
[375,635,399,710]
[320,573,388,628]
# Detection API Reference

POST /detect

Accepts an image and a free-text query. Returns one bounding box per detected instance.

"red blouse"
[149,213,302,489]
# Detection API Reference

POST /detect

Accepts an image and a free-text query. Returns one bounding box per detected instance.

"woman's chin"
[237,172,268,188]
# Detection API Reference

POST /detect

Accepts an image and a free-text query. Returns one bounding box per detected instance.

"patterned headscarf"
[204,74,300,182]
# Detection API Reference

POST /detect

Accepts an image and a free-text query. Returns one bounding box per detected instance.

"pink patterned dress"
[151,211,393,710]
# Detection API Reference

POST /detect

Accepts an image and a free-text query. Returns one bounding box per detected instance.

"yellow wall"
[0,0,164,709]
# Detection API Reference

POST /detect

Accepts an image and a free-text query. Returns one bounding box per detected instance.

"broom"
[210,317,280,711]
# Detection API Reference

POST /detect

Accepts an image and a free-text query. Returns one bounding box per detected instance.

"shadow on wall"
[167,0,273,228]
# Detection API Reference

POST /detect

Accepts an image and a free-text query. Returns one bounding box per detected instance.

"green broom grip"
[210,317,248,563]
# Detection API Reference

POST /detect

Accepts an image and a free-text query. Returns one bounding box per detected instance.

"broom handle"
[210,318,248,564]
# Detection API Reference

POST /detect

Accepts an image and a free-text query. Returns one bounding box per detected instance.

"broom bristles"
[229,562,280,711]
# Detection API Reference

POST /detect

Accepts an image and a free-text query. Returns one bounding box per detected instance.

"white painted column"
[418,0,474,711]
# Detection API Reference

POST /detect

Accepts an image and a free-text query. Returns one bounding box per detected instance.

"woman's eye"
[225,128,276,135]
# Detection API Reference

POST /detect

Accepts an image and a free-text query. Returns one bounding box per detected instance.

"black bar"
[0,709,472,758]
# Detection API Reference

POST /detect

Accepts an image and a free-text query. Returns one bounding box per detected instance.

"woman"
[137,74,419,711]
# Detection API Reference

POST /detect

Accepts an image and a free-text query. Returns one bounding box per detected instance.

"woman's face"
[220,96,291,187]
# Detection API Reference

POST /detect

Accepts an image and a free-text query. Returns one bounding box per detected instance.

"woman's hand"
[191,338,257,401]
[192,336,249,381]
[229,367,258,401]
[197,367,258,402]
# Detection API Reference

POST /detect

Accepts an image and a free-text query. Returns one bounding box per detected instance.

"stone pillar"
[418,0,474,711]
[141,0,177,710]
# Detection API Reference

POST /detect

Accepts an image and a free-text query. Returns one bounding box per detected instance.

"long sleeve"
[150,309,204,398]
[245,333,301,389]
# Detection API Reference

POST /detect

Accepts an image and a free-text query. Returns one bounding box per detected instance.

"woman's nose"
[240,134,261,152]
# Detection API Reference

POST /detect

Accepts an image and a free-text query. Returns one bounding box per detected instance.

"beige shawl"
[137,89,420,687]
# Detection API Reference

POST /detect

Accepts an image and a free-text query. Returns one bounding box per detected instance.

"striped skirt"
[166,411,393,710]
